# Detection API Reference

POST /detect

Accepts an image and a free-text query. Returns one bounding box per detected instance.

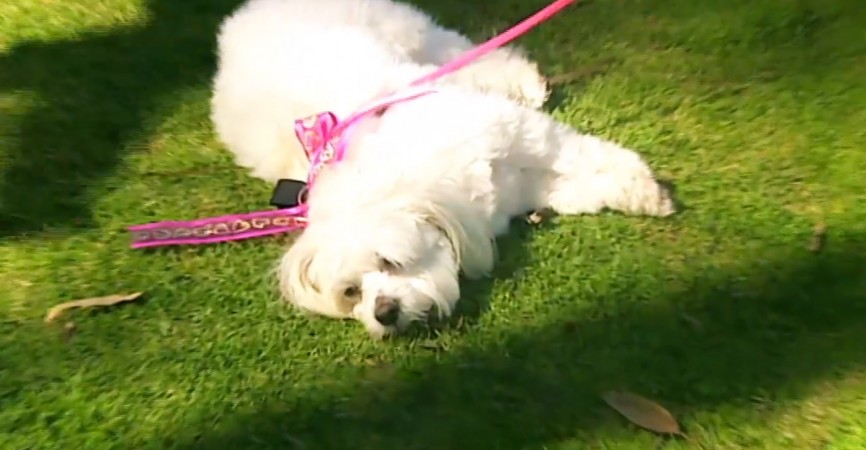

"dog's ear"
[415,193,495,279]
[279,238,320,306]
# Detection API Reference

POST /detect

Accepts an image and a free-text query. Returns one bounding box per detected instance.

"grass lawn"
[2,0,866,448]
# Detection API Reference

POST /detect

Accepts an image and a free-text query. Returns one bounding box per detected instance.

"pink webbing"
[128,208,307,249]
[410,0,575,87]
[128,0,576,249]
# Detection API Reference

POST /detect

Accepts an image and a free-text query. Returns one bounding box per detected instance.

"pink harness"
[129,0,576,249]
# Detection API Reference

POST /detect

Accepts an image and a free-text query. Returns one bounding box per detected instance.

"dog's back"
[210,0,439,182]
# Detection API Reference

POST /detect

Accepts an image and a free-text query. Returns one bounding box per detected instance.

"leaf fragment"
[602,390,684,436]
[44,292,144,323]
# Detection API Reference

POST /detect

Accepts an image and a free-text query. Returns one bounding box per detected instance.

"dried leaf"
[807,222,827,252]
[602,391,684,436]
[44,292,144,323]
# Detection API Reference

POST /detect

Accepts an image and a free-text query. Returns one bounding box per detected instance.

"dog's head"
[278,185,494,338]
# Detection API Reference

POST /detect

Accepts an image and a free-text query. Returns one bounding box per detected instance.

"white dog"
[211,0,675,338]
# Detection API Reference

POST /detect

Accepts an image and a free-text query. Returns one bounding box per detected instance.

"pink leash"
[129,0,576,249]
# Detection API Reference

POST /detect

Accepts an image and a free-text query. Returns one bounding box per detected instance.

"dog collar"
[128,88,435,249]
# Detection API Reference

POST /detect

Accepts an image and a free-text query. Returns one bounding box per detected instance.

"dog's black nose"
[374,296,400,326]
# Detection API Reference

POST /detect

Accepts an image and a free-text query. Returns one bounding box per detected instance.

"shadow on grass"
[0,0,244,236]
[164,234,866,449]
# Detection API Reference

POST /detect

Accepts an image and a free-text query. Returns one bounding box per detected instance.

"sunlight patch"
[0,0,149,48]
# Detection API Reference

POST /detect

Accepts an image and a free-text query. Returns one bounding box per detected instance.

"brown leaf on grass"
[44,292,144,323]
[807,221,827,252]
[602,391,684,436]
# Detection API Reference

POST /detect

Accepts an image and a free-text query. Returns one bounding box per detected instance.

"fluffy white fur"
[211,0,675,338]
[211,0,550,183]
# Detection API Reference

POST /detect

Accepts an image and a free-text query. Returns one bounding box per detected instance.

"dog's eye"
[343,285,360,298]
[378,257,400,271]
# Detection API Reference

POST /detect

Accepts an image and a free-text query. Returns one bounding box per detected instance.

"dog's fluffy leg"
[417,28,549,109]
[541,125,675,217]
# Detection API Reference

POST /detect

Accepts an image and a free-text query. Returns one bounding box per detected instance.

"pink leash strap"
[128,208,307,249]
[410,0,575,87]
[128,0,576,249]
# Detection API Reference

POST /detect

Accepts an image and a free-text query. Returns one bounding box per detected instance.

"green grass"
[2,0,866,448]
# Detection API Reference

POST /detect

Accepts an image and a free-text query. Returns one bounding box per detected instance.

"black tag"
[270,179,308,209]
